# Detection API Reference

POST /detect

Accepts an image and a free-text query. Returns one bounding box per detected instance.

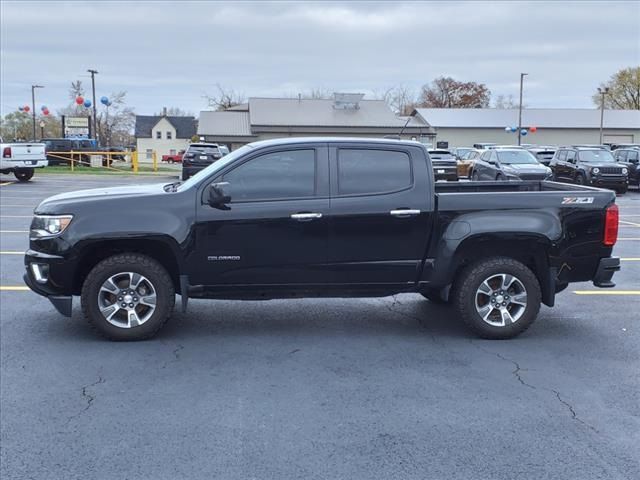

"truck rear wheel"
[14,169,34,182]
[81,253,175,341]
[451,257,541,339]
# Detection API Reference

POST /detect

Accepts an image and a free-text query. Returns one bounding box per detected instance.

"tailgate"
[8,143,46,160]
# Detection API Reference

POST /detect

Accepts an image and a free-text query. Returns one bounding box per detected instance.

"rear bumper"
[434,167,458,181]
[593,257,620,288]
[0,159,48,170]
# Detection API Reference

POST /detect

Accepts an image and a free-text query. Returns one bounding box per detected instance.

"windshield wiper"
[164,181,182,192]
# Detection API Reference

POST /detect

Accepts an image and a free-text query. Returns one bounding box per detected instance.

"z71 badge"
[562,197,594,204]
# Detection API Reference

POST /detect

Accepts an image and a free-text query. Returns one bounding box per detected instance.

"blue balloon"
[100,96,109,105]
[18,106,23,111]
[41,105,47,111]
[84,100,92,108]
[511,127,518,133]
[520,129,528,136]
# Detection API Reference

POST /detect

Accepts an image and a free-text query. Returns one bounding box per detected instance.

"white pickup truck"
[0,137,48,181]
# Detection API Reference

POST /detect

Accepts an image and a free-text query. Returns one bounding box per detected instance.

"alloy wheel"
[474,273,528,327]
[97,272,157,328]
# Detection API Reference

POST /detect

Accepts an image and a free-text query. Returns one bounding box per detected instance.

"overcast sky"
[1,0,639,116]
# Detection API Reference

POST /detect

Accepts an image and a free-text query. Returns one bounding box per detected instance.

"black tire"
[451,256,541,339]
[81,253,175,341]
[168,159,174,164]
[14,169,34,182]
[471,170,479,181]
[420,288,449,304]
[575,173,586,185]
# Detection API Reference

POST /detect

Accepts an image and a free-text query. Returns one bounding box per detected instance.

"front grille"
[599,167,623,175]
[518,173,547,180]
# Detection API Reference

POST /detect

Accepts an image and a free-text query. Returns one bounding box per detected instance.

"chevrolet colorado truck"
[24,138,620,341]
[1,137,47,181]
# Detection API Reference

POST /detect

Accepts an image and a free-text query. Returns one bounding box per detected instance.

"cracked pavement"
[1,174,639,479]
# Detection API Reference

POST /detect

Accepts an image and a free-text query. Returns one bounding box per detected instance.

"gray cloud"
[1,1,638,116]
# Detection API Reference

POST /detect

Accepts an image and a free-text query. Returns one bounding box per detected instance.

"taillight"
[2,147,11,158]
[603,204,619,246]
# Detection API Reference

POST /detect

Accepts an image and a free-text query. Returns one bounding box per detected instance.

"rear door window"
[337,149,412,196]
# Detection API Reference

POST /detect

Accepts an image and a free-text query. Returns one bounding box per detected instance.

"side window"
[616,151,627,161]
[480,151,490,161]
[169,149,176,155]
[222,149,316,201]
[489,151,498,163]
[566,150,576,162]
[558,150,567,161]
[337,149,412,196]
[628,151,639,161]
[166,131,172,140]
[155,131,161,139]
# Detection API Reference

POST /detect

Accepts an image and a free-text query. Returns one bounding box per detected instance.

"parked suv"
[472,149,552,181]
[550,147,629,193]
[181,143,226,180]
[428,150,458,181]
[613,147,640,188]
[526,146,556,166]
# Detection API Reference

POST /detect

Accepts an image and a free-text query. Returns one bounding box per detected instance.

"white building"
[411,108,640,148]
[135,114,197,161]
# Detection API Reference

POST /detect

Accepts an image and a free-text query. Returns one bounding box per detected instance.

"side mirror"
[207,182,231,209]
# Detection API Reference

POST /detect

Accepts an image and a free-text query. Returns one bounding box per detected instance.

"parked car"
[451,147,475,160]
[161,150,185,164]
[473,143,497,150]
[457,149,481,178]
[609,143,640,151]
[612,147,640,188]
[24,137,621,341]
[428,149,458,181]
[549,147,629,193]
[472,149,552,181]
[42,138,99,165]
[181,143,224,180]
[487,145,524,150]
[527,146,556,166]
[1,137,47,181]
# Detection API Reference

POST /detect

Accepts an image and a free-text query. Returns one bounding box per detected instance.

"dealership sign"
[62,115,91,138]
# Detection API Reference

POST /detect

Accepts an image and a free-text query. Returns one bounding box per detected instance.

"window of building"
[155,131,161,139]
[337,149,412,196]
[167,131,172,140]
[222,149,316,201]
[146,149,153,160]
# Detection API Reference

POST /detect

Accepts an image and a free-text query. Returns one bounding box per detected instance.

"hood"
[580,162,624,169]
[503,163,548,172]
[35,183,168,214]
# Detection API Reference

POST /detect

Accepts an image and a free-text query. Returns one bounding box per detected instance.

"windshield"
[429,151,455,160]
[497,150,539,164]
[579,150,615,163]
[177,145,254,191]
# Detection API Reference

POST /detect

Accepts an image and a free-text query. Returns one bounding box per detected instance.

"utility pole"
[517,73,527,146]
[598,87,609,145]
[31,84,44,141]
[87,69,98,144]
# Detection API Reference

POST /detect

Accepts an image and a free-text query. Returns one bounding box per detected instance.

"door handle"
[291,212,323,221]
[390,209,421,217]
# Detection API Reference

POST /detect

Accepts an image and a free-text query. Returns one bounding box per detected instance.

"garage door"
[604,134,634,144]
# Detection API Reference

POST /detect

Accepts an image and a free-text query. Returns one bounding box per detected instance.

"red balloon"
[23,105,30,112]
[43,109,50,115]
[76,96,84,105]
[529,126,537,133]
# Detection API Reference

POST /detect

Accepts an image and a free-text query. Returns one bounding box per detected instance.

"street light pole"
[31,84,44,141]
[598,87,609,145]
[87,69,98,143]
[517,73,527,146]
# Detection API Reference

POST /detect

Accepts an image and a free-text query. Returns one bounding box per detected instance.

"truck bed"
[434,180,604,194]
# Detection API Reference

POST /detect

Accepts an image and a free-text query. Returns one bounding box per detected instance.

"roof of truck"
[244,137,426,149]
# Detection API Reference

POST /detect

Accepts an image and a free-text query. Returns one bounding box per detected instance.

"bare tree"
[592,66,640,110]
[203,84,246,111]
[154,107,194,116]
[95,91,135,147]
[373,85,418,115]
[418,77,491,108]
[493,94,520,109]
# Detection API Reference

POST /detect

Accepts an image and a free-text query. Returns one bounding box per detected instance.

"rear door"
[327,144,433,284]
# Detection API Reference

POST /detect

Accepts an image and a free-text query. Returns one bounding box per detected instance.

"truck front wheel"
[451,257,541,339]
[81,253,175,341]
[14,169,34,182]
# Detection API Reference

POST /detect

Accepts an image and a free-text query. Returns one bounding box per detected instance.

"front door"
[190,145,330,286]
[327,144,433,285]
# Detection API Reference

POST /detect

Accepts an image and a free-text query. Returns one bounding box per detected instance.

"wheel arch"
[72,236,184,295]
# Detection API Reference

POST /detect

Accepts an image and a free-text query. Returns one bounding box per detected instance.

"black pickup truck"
[24,138,620,341]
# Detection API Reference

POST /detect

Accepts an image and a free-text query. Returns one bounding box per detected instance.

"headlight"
[30,215,73,238]
[622,168,628,175]
[592,167,600,174]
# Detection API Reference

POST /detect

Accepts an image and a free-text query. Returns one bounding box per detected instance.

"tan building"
[198,94,435,150]
[411,108,640,148]
[135,115,197,161]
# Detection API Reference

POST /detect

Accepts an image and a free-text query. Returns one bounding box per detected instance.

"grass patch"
[40,165,177,175]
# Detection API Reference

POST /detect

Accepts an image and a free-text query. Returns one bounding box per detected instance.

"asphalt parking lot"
[1,173,638,480]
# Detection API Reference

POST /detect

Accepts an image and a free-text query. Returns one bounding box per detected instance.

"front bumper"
[593,257,620,288]
[24,249,74,317]
[589,176,628,188]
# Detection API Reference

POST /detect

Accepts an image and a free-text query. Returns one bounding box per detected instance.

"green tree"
[593,66,640,110]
